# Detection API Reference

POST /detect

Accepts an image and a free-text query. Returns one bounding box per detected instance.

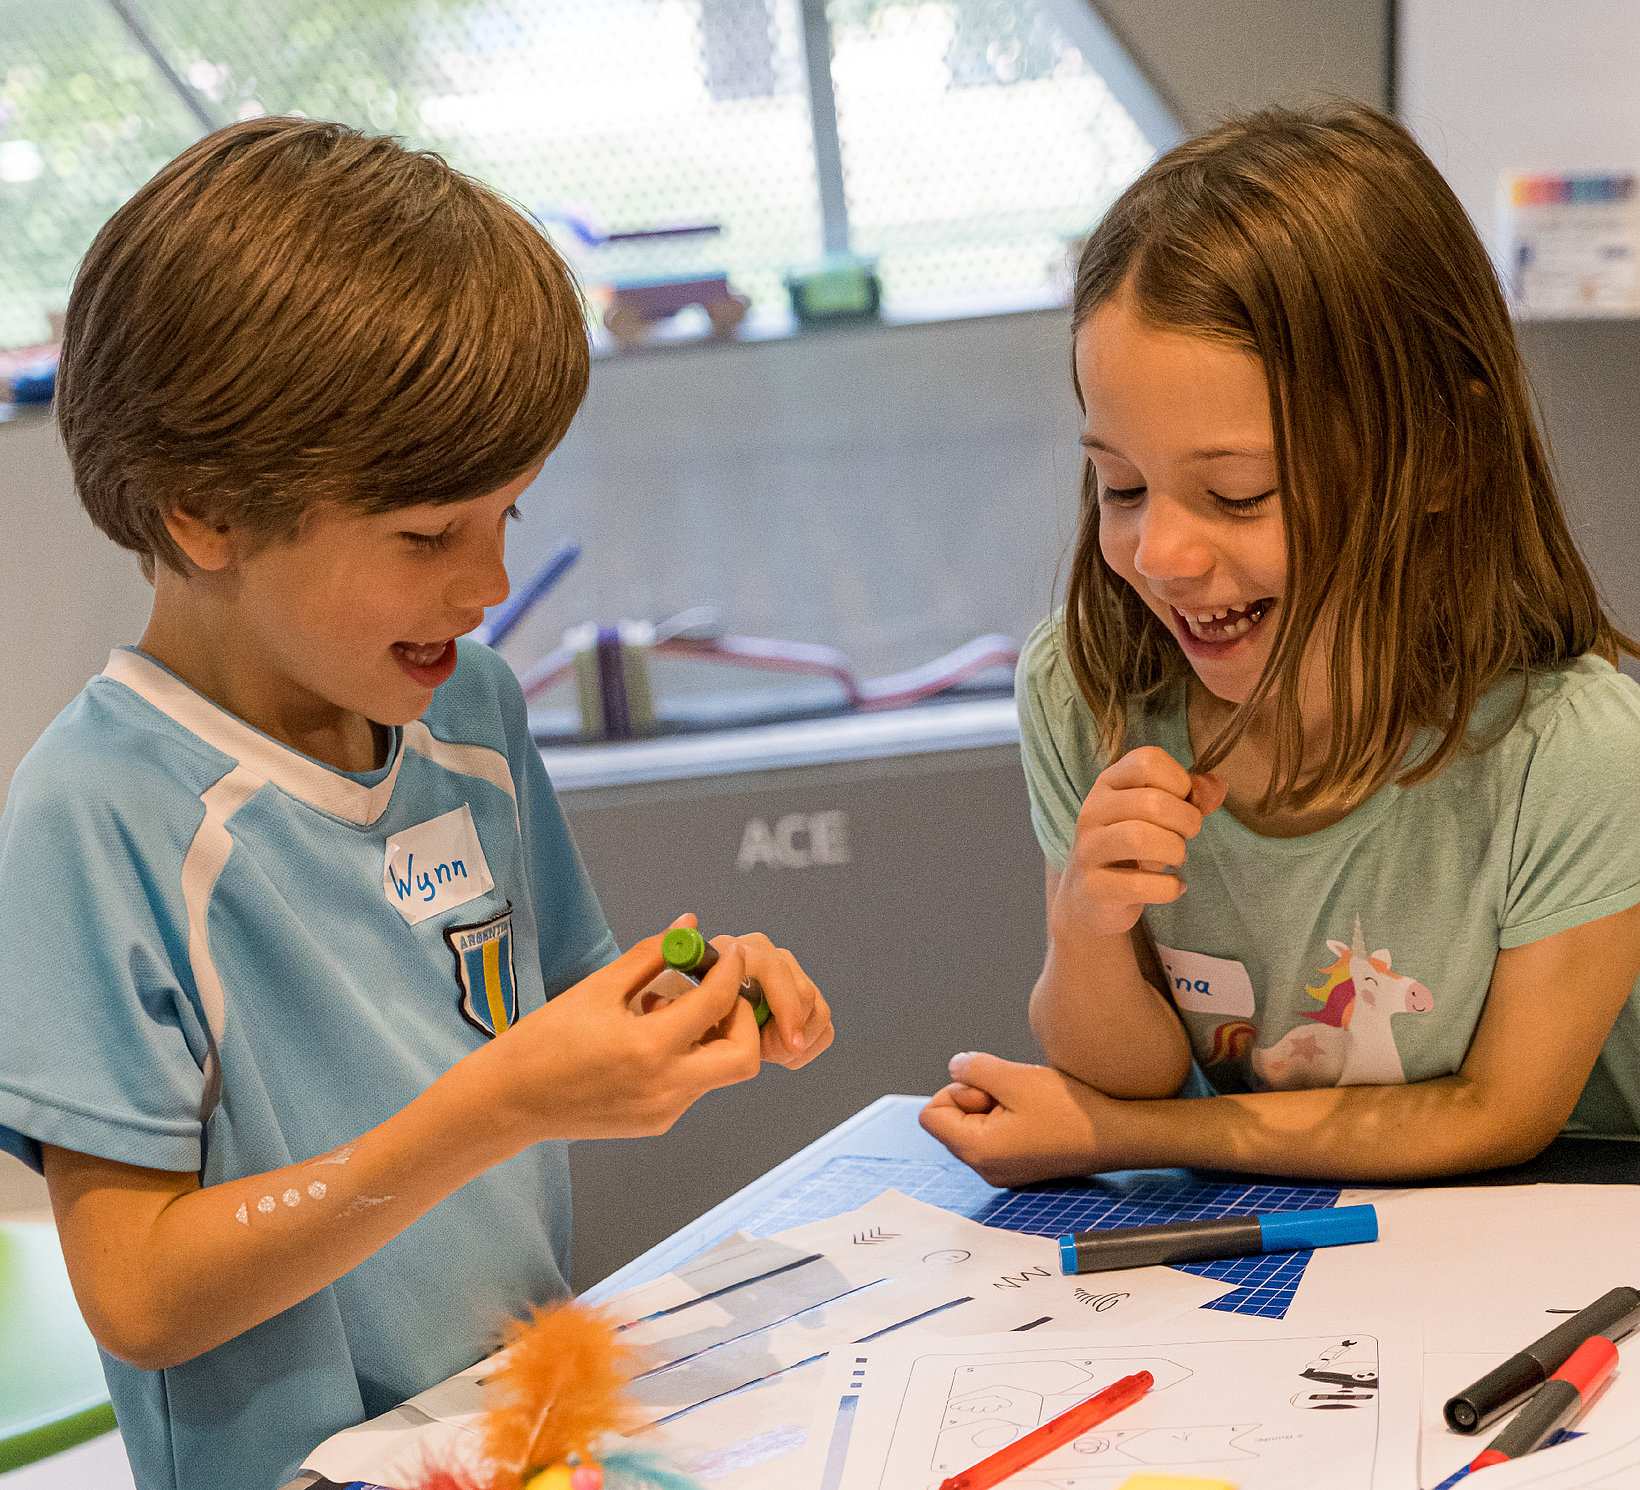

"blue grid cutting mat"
[974,1177,1342,1318]
[731,1156,1340,1320]
[733,1155,1003,1239]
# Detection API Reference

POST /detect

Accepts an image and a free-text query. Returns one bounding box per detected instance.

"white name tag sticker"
[383,804,494,925]
[1154,944,1257,1018]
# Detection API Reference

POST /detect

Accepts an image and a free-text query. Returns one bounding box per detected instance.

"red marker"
[1468,1334,1618,1473]
[938,1369,1152,1490]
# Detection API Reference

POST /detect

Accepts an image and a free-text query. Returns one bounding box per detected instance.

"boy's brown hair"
[58,117,589,577]
[1063,102,1638,809]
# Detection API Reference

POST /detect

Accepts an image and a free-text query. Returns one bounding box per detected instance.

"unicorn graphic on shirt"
[1250,918,1434,1090]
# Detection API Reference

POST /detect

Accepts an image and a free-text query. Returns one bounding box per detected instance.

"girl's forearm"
[50,1053,523,1370]
[1031,925,1192,1099]
[1094,1074,1555,1182]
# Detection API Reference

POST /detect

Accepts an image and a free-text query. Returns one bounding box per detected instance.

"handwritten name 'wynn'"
[389,851,468,904]
[381,804,494,926]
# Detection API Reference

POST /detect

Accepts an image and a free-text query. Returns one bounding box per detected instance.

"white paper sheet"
[1320,1187,1640,1355]
[807,1322,1422,1490]
[621,1193,1232,1434]
[300,1191,1233,1488]
[1419,1357,1640,1489]
[1304,1185,1640,1490]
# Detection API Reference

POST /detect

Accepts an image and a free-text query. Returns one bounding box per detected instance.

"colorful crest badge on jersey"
[445,903,518,1038]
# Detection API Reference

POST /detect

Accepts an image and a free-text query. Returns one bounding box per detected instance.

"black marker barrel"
[1060,1215,1261,1272]
[1057,1206,1375,1274]
[1444,1285,1640,1433]
[1468,1334,1619,1471]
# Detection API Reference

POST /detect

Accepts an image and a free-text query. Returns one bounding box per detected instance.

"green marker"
[661,926,772,1027]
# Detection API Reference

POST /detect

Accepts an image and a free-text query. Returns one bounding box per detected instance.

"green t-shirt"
[1017,617,1640,1137]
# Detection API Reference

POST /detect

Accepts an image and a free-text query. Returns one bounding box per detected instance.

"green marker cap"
[662,925,709,972]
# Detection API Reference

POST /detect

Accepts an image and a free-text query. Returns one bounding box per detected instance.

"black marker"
[1444,1285,1640,1433]
[1468,1332,1619,1470]
[1057,1205,1377,1274]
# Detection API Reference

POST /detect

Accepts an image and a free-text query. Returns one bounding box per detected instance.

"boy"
[0,118,832,1490]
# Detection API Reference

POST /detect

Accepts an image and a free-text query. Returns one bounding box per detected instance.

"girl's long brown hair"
[1064,103,1637,808]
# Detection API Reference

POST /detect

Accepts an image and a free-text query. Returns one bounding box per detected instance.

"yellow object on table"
[1116,1476,1239,1490]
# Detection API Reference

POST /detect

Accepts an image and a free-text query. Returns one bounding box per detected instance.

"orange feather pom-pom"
[478,1301,646,1489]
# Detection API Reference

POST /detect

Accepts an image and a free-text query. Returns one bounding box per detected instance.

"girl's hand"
[709,930,835,1070]
[1056,747,1226,938]
[919,1052,1114,1188]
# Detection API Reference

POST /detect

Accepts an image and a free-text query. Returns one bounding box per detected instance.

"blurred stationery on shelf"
[1500,171,1640,317]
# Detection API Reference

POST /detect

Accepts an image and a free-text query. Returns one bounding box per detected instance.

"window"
[0,0,1176,347]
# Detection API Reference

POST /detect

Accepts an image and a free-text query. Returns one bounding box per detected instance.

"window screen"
[0,0,1169,347]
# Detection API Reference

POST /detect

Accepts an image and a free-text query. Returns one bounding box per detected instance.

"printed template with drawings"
[295,1193,1233,1490]
[613,1190,1233,1428]
[811,1327,1421,1490]
[1312,1185,1640,1490]
[298,1190,1233,1489]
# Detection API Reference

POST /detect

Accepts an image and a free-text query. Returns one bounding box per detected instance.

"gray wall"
[1099,0,1389,125]
[1518,321,1640,666]
[0,412,153,799]
[560,743,1047,1291]
[1400,0,1640,273]
[494,309,1082,698]
[1399,0,1640,674]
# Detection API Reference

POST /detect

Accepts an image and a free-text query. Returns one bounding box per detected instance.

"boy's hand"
[479,935,763,1147]
[1056,747,1225,939]
[708,931,834,1070]
[919,1052,1111,1188]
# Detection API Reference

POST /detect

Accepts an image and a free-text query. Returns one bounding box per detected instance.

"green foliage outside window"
[0,0,1156,349]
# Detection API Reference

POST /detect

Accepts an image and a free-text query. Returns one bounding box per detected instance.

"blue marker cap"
[1058,1235,1078,1274]
[1257,1203,1377,1253]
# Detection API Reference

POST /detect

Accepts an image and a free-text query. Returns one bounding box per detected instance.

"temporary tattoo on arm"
[230,1142,359,1225]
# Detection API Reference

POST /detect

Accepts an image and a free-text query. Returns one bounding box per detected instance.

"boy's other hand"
[709,931,834,1070]
[919,1052,1107,1188]
[1057,746,1224,939]
[478,934,762,1148]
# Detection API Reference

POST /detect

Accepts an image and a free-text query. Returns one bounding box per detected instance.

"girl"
[921,103,1640,1185]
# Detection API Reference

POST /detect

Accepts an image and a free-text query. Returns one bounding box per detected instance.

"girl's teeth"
[1183,602,1267,641]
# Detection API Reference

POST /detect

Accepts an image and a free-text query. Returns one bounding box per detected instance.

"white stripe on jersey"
[403,721,518,830]
[182,766,262,1122]
[103,650,406,825]
[101,649,527,1121]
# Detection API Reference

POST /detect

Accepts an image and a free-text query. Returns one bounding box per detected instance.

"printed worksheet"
[1309,1185,1640,1490]
[807,1324,1421,1490]
[298,1191,1232,1489]
[617,1190,1234,1427]
[1421,1343,1640,1490]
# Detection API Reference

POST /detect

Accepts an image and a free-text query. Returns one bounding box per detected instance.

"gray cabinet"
[551,703,1048,1291]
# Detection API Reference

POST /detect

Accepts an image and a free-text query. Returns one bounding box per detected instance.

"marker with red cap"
[1467,1333,1620,1473]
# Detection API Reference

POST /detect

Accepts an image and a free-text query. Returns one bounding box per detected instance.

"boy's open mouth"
[1172,599,1274,648]
[392,638,458,686]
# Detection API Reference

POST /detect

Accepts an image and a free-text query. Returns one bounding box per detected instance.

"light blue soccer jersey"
[0,640,617,1490]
